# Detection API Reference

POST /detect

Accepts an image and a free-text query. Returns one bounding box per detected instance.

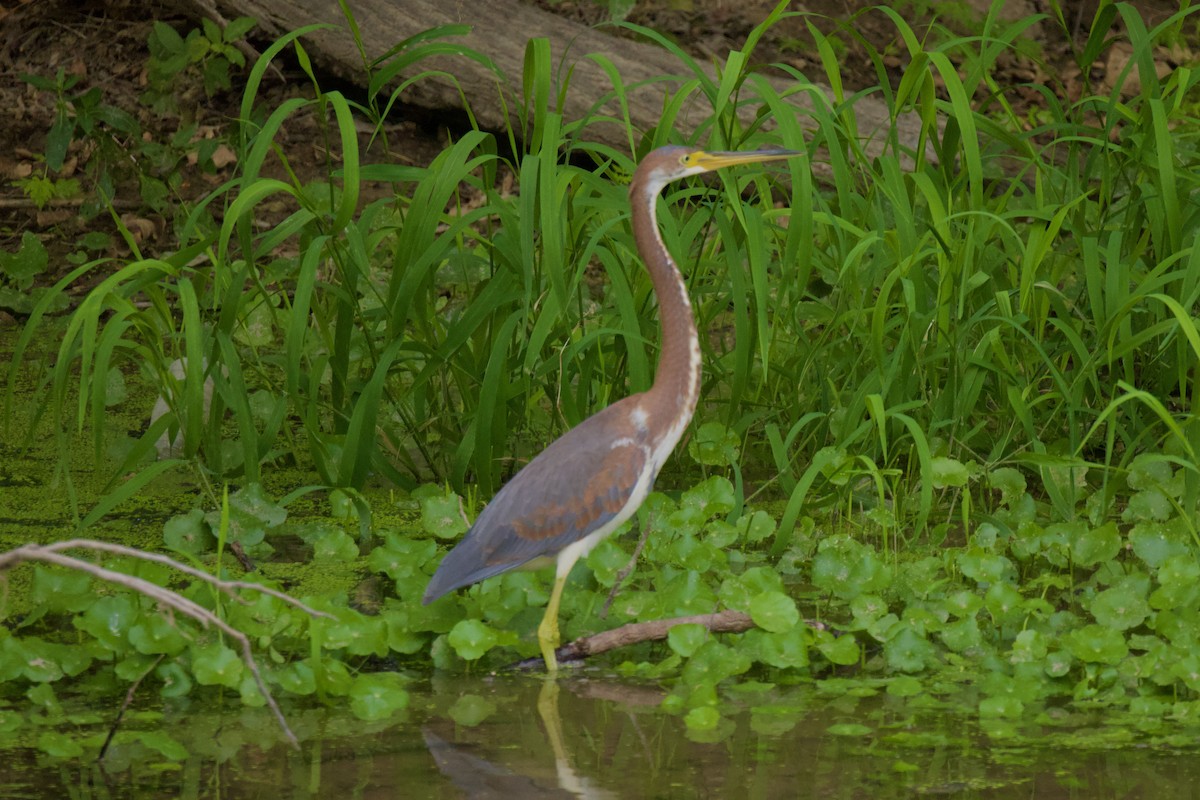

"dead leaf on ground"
[210,144,237,169]
[120,214,159,244]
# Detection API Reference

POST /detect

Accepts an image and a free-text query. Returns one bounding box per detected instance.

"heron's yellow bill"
[686,149,802,171]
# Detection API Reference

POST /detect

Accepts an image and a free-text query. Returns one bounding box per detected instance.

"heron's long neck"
[630,180,702,430]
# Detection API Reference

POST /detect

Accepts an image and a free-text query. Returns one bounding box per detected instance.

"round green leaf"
[736,510,776,545]
[37,731,83,758]
[16,638,62,683]
[191,643,243,688]
[687,421,740,466]
[885,627,934,673]
[930,456,969,488]
[942,590,983,619]
[1151,555,1200,609]
[957,549,1014,584]
[1089,585,1150,631]
[1009,629,1048,664]
[136,731,189,761]
[680,476,736,517]
[886,675,923,697]
[156,661,193,698]
[987,467,1026,506]
[849,594,888,625]
[1129,521,1190,568]
[1127,455,1173,490]
[324,610,389,657]
[750,591,800,633]
[204,483,286,547]
[1065,624,1128,665]
[75,595,137,652]
[827,723,873,736]
[447,619,500,661]
[312,528,359,562]
[1070,522,1120,567]
[940,617,982,653]
[30,567,92,613]
[368,535,438,581]
[448,694,496,727]
[812,536,891,600]
[667,623,709,657]
[681,641,750,685]
[348,673,409,721]
[816,632,860,666]
[979,695,1024,719]
[1124,489,1172,522]
[276,661,316,696]
[1043,650,1071,677]
[163,509,214,555]
[984,581,1024,624]
[755,629,809,670]
[684,706,721,731]
[129,614,189,656]
[417,489,468,539]
[586,538,631,586]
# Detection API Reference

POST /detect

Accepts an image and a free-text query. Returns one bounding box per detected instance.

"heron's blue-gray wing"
[422,408,649,603]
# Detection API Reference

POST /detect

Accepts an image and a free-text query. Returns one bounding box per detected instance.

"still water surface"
[3,672,1197,798]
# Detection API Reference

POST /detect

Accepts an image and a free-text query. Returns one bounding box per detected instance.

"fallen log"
[180,0,931,167]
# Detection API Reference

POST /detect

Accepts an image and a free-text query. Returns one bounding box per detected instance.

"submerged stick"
[100,654,165,760]
[0,539,334,750]
[513,611,833,670]
[513,610,756,670]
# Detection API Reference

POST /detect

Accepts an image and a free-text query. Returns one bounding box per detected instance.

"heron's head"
[635,145,801,196]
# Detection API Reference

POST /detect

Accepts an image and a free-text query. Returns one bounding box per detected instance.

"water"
[3,672,1197,798]
[2,332,1197,798]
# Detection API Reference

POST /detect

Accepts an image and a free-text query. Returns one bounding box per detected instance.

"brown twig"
[12,538,329,618]
[99,654,164,760]
[0,539,335,749]
[0,197,144,210]
[514,612,836,670]
[228,541,255,572]
[598,523,652,619]
[514,610,758,670]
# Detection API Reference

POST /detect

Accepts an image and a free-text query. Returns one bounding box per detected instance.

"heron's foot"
[537,615,560,672]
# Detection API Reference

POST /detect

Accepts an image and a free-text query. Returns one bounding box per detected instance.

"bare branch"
[0,539,336,750]
[512,611,833,670]
[512,610,755,670]
[20,538,333,620]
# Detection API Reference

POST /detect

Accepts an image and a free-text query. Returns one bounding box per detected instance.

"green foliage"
[10,20,253,255]
[347,673,409,721]
[12,1,1200,531]
[5,0,1200,758]
[12,170,80,210]
[0,232,62,315]
[447,619,512,661]
[17,67,142,215]
[144,17,256,111]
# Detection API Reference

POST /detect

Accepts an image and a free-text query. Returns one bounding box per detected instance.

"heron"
[422,145,800,671]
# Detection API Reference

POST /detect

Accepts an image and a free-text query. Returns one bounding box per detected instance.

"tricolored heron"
[423,145,800,670]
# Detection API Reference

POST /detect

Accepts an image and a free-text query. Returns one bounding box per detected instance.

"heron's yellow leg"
[538,573,568,672]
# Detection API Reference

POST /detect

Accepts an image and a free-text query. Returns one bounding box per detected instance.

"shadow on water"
[2,671,1199,798]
